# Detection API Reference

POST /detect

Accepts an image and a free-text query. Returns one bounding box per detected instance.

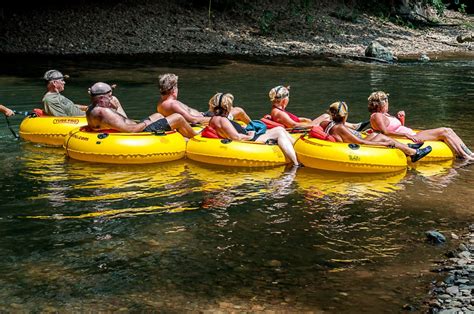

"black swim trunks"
[143,118,172,133]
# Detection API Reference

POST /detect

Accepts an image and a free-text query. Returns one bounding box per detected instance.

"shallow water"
[0,56,473,312]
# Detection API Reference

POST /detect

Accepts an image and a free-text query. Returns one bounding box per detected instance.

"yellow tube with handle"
[19,115,87,146]
[294,134,407,173]
[186,134,289,167]
[64,127,186,164]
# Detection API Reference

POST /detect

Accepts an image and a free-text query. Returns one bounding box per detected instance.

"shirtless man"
[87,82,128,117]
[86,82,197,138]
[157,73,251,125]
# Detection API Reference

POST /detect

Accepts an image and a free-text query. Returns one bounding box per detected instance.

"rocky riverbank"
[0,0,473,60]
[427,226,474,313]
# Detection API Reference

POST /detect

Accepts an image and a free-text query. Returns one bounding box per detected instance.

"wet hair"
[159,73,178,95]
[209,93,234,117]
[269,85,290,102]
[328,101,348,123]
[368,91,389,113]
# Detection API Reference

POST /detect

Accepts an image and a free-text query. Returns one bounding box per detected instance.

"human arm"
[109,96,127,117]
[271,109,309,129]
[159,100,209,124]
[337,125,392,147]
[92,107,147,133]
[396,111,405,125]
[0,105,15,117]
[299,117,312,123]
[370,112,412,138]
[216,117,254,141]
[43,93,86,116]
[76,105,89,112]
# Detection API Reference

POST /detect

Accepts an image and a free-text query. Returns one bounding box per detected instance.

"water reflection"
[295,167,406,203]
[19,145,197,219]
[186,162,292,209]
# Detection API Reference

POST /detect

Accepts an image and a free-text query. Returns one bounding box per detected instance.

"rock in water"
[426,230,446,244]
[365,41,394,62]
[419,53,430,62]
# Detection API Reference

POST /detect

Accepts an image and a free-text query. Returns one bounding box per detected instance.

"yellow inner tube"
[19,115,87,146]
[186,134,289,167]
[64,128,186,164]
[294,135,407,173]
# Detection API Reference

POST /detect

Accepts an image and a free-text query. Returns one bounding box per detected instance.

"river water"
[0,56,473,312]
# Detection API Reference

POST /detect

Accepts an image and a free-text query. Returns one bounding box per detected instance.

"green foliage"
[259,10,275,35]
[329,5,361,23]
[424,0,445,15]
[288,0,315,27]
[458,3,467,13]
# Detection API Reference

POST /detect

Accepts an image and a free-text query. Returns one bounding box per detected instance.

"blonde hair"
[368,91,389,113]
[209,93,234,116]
[159,73,178,95]
[328,101,349,123]
[269,85,290,102]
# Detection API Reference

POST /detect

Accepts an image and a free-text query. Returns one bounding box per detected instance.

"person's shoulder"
[160,98,176,109]
[43,92,59,102]
[320,120,330,128]
[371,112,383,118]
[212,116,227,125]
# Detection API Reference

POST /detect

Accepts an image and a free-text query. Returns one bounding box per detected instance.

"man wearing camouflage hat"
[88,82,127,118]
[42,69,87,116]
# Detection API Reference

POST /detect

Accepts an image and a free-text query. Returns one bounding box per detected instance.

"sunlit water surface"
[0,56,473,312]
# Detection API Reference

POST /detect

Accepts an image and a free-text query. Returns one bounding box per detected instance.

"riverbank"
[0,0,473,60]
[427,226,474,313]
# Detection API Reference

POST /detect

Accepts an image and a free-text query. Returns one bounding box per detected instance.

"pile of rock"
[428,225,474,313]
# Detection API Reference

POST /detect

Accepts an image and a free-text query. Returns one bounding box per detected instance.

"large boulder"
[365,41,395,62]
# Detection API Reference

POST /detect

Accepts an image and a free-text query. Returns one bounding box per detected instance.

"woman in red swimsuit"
[368,91,473,160]
[269,85,366,131]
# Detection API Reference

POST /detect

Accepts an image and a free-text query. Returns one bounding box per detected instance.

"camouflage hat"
[43,69,69,81]
[89,82,113,97]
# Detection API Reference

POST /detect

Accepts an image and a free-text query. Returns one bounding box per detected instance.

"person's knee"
[171,113,186,123]
[149,113,164,121]
[272,126,286,136]
[232,107,247,117]
[233,107,244,114]
[438,127,453,137]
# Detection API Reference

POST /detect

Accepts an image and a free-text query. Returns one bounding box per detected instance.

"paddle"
[3,110,31,139]
[4,116,19,139]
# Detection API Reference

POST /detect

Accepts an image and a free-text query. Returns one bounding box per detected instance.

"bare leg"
[416,128,473,159]
[256,127,299,165]
[165,113,198,138]
[366,133,416,156]
[230,107,251,124]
